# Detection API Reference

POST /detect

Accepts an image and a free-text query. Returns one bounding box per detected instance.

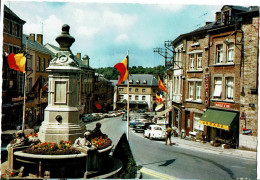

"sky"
[2,0,259,68]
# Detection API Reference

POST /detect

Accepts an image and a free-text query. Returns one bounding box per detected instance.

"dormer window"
[136,80,140,84]
[143,80,147,84]
[129,79,133,84]
[222,10,231,25]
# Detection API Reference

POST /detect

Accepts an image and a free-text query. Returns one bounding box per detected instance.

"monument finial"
[55,24,75,51]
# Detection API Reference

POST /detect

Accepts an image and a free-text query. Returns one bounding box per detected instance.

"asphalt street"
[86,115,257,179]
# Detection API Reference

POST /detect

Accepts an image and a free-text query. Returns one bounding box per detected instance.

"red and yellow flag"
[158,76,167,93]
[7,53,26,73]
[114,56,129,85]
[156,94,162,103]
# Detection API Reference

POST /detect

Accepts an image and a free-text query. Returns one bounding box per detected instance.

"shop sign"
[204,73,210,106]
[215,102,231,108]
[199,120,229,131]
[242,128,252,135]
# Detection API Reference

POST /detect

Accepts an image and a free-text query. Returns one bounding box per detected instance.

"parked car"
[136,109,145,113]
[144,125,166,140]
[134,121,155,133]
[129,118,147,128]
[82,114,95,122]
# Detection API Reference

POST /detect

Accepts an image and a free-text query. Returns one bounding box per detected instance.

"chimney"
[29,33,35,41]
[37,34,43,45]
[215,12,221,21]
[76,52,81,60]
[82,55,89,67]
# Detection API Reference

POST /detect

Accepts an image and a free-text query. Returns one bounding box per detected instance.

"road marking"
[140,167,176,179]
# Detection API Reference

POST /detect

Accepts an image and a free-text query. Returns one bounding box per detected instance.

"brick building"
[94,73,114,112]
[165,5,258,149]
[2,5,26,130]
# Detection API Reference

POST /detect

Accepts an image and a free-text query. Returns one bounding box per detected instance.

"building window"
[197,53,202,69]
[119,88,124,91]
[196,82,202,100]
[142,88,146,92]
[26,78,32,92]
[153,89,156,93]
[135,88,139,92]
[216,44,223,64]
[226,77,234,100]
[9,21,13,35]
[143,80,147,84]
[119,95,124,100]
[37,57,40,71]
[16,24,20,37]
[42,58,45,71]
[136,80,140,84]
[189,54,195,70]
[188,81,194,99]
[129,95,132,100]
[129,80,133,84]
[213,77,222,99]
[193,113,203,132]
[227,43,234,62]
[153,96,156,100]
[129,88,132,92]
[135,95,139,100]
[142,96,146,100]
[222,10,231,25]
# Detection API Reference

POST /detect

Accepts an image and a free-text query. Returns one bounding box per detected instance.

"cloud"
[115,34,129,43]
[157,4,185,12]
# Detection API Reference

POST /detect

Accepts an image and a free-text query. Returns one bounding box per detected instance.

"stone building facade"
[115,74,160,111]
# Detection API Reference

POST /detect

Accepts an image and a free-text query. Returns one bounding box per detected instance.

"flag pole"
[22,72,27,133]
[22,37,28,133]
[127,50,130,141]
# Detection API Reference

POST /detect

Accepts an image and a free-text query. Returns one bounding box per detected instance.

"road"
[86,115,257,179]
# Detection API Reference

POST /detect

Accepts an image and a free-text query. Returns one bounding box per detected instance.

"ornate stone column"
[38,24,86,143]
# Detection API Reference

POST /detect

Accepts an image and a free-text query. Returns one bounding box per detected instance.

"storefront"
[199,108,239,148]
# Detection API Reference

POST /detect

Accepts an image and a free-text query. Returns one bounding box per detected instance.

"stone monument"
[38,24,86,143]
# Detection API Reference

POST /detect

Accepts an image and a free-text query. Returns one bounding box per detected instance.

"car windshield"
[154,127,162,130]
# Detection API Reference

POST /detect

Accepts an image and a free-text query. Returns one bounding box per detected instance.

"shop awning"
[199,109,237,131]
[154,107,172,119]
[95,104,102,110]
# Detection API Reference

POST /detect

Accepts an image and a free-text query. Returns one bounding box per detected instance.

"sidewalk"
[171,137,257,160]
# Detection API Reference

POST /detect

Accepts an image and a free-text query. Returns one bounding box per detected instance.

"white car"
[144,125,166,140]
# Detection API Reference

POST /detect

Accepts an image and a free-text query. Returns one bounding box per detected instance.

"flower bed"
[23,140,80,155]
[91,136,112,150]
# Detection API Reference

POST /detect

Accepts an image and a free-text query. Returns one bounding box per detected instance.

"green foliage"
[95,65,165,80]
[111,133,137,179]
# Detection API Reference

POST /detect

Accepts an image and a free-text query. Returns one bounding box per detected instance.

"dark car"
[136,109,145,113]
[134,121,155,133]
[82,114,95,122]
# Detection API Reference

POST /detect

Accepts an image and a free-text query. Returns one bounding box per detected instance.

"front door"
[185,111,190,136]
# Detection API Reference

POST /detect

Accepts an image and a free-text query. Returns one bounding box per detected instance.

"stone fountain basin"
[13,151,87,178]
[13,144,114,178]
